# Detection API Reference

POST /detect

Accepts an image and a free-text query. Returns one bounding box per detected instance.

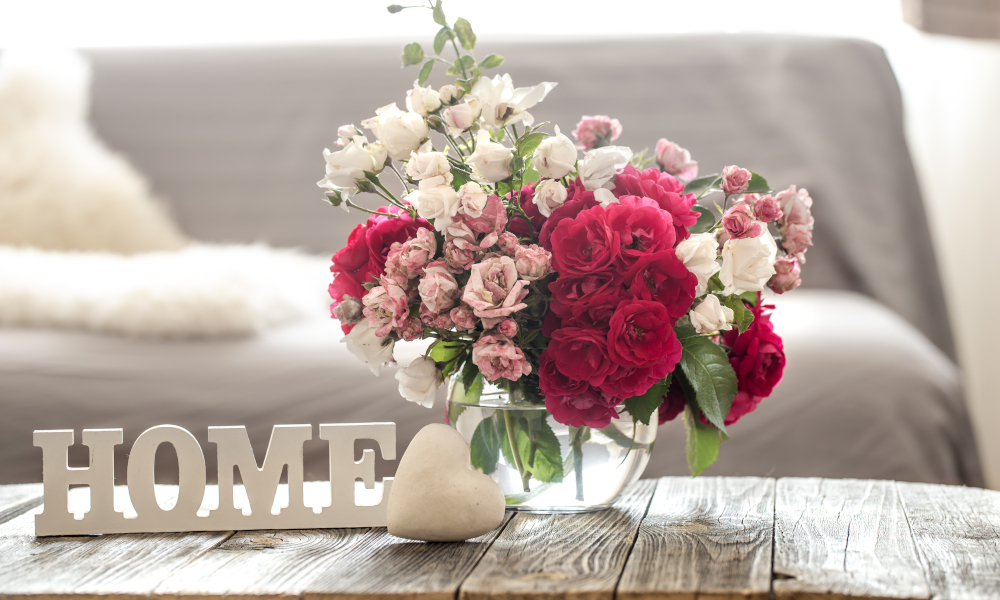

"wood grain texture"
[897,481,1000,600]
[0,484,43,526]
[772,478,929,600]
[458,479,656,600]
[617,477,774,600]
[303,515,513,600]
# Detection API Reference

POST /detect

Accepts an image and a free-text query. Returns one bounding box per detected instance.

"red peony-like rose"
[549,204,619,276]
[548,272,622,317]
[546,327,619,388]
[538,349,590,398]
[557,291,622,330]
[538,178,598,250]
[625,251,698,322]
[597,358,675,400]
[544,387,620,429]
[613,165,699,243]
[607,299,681,368]
[607,195,676,266]
[658,381,687,425]
[722,300,785,399]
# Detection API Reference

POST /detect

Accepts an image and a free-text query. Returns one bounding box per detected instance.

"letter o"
[127,425,206,518]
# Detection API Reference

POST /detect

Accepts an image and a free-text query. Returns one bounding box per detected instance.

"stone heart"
[387,423,505,542]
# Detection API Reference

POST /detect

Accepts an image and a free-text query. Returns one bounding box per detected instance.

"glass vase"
[446,376,656,513]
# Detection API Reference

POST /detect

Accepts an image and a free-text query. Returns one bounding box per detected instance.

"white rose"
[675,232,721,296]
[530,126,577,180]
[394,356,443,408]
[720,228,778,295]
[367,141,388,173]
[442,102,477,136]
[468,73,557,129]
[336,124,357,146]
[316,135,376,195]
[689,294,734,335]
[405,176,461,231]
[467,130,513,183]
[438,84,463,104]
[457,182,489,218]
[342,321,395,376]
[405,80,442,117]
[532,179,568,217]
[405,149,451,182]
[579,145,633,191]
[361,103,429,161]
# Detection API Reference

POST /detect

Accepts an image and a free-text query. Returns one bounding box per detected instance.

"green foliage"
[446,55,475,76]
[745,172,771,194]
[401,42,425,67]
[684,174,720,197]
[679,336,737,433]
[516,131,547,156]
[480,54,505,69]
[683,404,722,476]
[429,340,464,363]
[690,206,717,233]
[470,417,502,474]
[386,4,405,14]
[432,0,446,25]
[494,411,564,484]
[674,320,698,340]
[722,294,755,334]
[417,60,435,85]
[624,376,670,426]
[433,27,452,55]
[447,401,467,426]
[740,291,759,306]
[453,17,476,50]
[521,167,540,185]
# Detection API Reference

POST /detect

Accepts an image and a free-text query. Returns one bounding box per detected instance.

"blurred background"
[1,0,998,489]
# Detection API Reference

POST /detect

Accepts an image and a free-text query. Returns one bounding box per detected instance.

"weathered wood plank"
[0,484,44,525]
[616,477,774,600]
[772,478,929,600]
[459,479,656,600]
[303,514,513,600]
[0,492,231,600]
[897,481,1000,600]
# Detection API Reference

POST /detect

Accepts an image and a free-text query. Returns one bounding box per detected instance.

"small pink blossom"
[397,316,424,341]
[362,283,409,337]
[461,195,508,248]
[655,138,698,181]
[497,232,519,256]
[721,165,752,195]
[382,227,436,284]
[769,256,802,294]
[749,193,783,223]
[572,115,622,150]
[450,303,477,331]
[419,304,455,330]
[417,260,460,314]
[513,244,552,281]
[775,185,813,226]
[461,255,529,328]
[722,204,763,239]
[497,319,518,337]
[782,222,813,262]
[443,221,478,271]
[472,334,532,382]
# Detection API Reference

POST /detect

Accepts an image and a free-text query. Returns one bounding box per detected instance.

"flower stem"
[388,164,412,193]
[572,426,586,502]
[503,410,529,492]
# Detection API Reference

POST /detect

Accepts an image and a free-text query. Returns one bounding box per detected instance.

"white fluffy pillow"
[0,245,331,338]
[0,50,187,253]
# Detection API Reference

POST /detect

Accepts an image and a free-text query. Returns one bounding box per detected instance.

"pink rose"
[572,115,622,150]
[418,260,460,314]
[383,227,436,281]
[611,166,699,243]
[768,256,801,294]
[498,232,519,256]
[362,283,409,337]
[775,185,813,226]
[461,195,508,248]
[748,194,783,223]
[513,244,552,281]
[721,165,752,195]
[450,303,477,331]
[396,316,424,341]
[419,304,454,330]
[443,221,478,271]
[364,206,431,277]
[655,138,698,181]
[782,223,813,262]
[544,387,620,428]
[462,256,529,327]
[497,319,518,337]
[722,204,763,240]
[472,334,532,382]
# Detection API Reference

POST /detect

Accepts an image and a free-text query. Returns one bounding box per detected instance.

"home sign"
[33,423,395,536]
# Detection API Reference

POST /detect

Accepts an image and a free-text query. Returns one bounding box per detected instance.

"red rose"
[550,204,619,276]
[365,206,431,277]
[548,272,622,317]
[329,222,372,334]
[721,301,785,399]
[546,327,619,388]
[538,349,590,398]
[558,291,622,330]
[508,184,547,238]
[538,178,598,250]
[625,251,698,322]
[597,357,675,400]
[658,381,687,425]
[544,387,620,429]
[613,165,699,243]
[699,390,763,427]
[607,300,681,368]
[606,195,676,267]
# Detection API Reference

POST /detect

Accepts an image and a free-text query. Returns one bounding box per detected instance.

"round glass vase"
[446,375,656,513]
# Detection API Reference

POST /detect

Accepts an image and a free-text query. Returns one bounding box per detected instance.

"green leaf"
[516,131,547,157]
[417,60,434,85]
[445,55,475,76]
[469,417,501,474]
[461,359,478,391]
[679,336,737,433]
[674,321,698,340]
[525,418,563,483]
[740,291,759,306]
[722,294,755,334]
[401,42,424,67]
[433,27,451,55]
[479,54,505,69]
[522,167,540,185]
[684,174,720,197]
[432,0,446,25]
[624,376,670,426]
[429,340,464,363]
[744,172,770,194]
[386,4,405,14]
[453,17,476,50]
[690,206,717,234]
[683,405,722,476]
[465,372,484,405]
[498,412,515,466]
[707,272,725,294]
[447,400,467,425]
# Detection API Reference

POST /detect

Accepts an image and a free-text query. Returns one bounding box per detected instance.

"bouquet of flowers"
[320,2,814,479]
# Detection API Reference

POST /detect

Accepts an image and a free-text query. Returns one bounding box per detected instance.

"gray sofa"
[0,36,984,487]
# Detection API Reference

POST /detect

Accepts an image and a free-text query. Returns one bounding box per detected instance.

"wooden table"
[1,478,999,600]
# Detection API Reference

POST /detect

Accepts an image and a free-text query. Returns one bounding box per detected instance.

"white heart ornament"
[387,423,505,542]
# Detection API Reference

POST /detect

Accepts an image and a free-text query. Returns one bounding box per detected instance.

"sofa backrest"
[81,36,954,359]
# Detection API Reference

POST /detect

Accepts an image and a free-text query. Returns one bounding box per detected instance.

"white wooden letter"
[209,424,312,519]
[126,425,207,518]
[34,429,122,535]
[321,422,395,524]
